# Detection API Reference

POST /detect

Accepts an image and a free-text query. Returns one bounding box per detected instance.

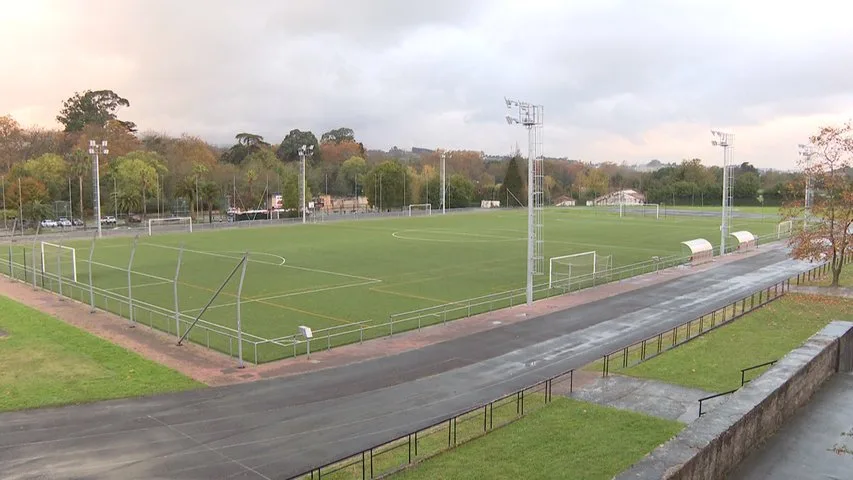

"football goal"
[620,203,660,219]
[408,204,432,217]
[148,217,193,236]
[40,241,77,283]
[776,220,793,239]
[548,251,612,289]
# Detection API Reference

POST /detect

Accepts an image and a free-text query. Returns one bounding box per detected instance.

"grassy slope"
[394,398,682,480]
[622,294,853,392]
[0,295,202,411]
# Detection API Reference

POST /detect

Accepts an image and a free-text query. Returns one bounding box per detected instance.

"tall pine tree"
[500,156,525,206]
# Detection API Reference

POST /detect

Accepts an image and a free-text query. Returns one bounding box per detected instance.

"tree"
[11,153,68,200]
[783,122,853,287]
[75,120,142,159]
[199,181,220,223]
[4,177,48,222]
[500,156,525,206]
[66,149,89,222]
[448,174,475,208]
[339,156,368,195]
[57,90,135,133]
[277,129,320,162]
[235,132,269,149]
[733,171,760,199]
[320,127,355,144]
[110,151,167,219]
[363,160,409,209]
[0,115,24,173]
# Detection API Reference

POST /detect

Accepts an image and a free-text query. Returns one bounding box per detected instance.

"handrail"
[698,389,739,417]
[741,360,778,386]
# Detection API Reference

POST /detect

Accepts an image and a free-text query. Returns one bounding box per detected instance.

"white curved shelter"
[681,238,714,264]
[730,231,757,252]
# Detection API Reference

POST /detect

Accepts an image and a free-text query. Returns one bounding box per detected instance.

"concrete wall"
[616,320,853,480]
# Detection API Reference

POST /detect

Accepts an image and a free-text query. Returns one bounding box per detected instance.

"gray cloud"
[1,0,852,167]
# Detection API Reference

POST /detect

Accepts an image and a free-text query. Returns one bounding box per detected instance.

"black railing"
[741,360,778,386]
[698,389,738,417]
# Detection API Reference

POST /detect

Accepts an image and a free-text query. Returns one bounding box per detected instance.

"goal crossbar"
[40,241,77,283]
[549,251,597,289]
[620,203,660,219]
[149,217,193,236]
[408,204,432,216]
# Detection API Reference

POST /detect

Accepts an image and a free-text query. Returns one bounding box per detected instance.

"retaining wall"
[615,320,853,480]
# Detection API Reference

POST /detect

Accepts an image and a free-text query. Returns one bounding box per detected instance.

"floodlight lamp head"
[88,148,95,154]
[505,114,516,125]
[102,148,109,155]
[89,140,96,147]
[505,97,512,109]
[101,140,108,147]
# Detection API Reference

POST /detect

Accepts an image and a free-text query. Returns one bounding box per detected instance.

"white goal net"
[408,204,432,217]
[620,203,660,219]
[776,220,793,239]
[149,217,193,236]
[549,251,613,290]
[40,242,77,283]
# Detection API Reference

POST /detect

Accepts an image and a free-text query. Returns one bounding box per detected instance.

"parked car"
[40,219,58,228]
[127,214,142,224]
[57,217,72,227]
[72,218,84,226]
[100,216,116,225]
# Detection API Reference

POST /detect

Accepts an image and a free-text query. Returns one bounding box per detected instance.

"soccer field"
[14,208,779,362]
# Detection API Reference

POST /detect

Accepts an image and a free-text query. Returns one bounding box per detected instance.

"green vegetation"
[807,266,853,288]
[621,294,853,392]
[393,398,682,480]
[0,295,201,411]
[4,208,778,361]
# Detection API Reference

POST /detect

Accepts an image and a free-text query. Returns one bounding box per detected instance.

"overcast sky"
[2,0,852,169]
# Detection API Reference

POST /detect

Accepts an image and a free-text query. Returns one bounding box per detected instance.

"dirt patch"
[0,328,7,338]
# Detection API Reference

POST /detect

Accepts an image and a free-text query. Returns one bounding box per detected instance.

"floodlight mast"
[440,150,447,214]
[711,130,734,255]
[505,97,544,307]
[798,143,814,224]
[88,140,109,238]
[298,145,314,224]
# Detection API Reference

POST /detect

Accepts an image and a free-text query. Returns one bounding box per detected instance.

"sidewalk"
[0,247,773,386]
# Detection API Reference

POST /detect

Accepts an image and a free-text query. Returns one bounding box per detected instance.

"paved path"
[789,285,853,298]
[0,248,814,479]
[730,372,853,479]
[570,376,717,423]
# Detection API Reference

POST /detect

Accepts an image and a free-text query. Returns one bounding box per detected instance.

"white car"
[57,218,72,227]
[40,219,58,228]
[100,216,117,225]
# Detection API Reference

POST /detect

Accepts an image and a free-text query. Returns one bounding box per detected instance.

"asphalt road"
[0,247,813,480]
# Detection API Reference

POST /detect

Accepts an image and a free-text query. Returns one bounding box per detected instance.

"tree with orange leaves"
[782,122,853,287]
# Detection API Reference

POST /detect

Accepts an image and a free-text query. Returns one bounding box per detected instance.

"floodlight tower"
[88,140,109,238]
[798,143,814,224]
[711,130,734,255]
[298,144,314,224]
[505,97,544,306]
[440,150,447,214]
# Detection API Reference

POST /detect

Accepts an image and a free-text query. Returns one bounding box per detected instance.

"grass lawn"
[807,265,853,288]
[1,208,779,361]
[620,294,853,392]
[393,397,682,480]
[0,295,202,411]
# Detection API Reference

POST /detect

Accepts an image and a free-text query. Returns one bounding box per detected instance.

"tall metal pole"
[440,151,446,214]
[798,143,814,225]
[89,140,108,238]
[2,175,6,230]
[505,98,544,307]
[87,233,96,311]
[17,178,23,234]
[298,145,312,224]
[127,235,139,327]
[712,131,733,256]
[68,177,73,224]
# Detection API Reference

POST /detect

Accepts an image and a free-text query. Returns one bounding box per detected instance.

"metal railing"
[697,359,779,417]
[291,367,576,480]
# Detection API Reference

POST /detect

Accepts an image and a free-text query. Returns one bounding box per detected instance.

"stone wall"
[615,320,853,480]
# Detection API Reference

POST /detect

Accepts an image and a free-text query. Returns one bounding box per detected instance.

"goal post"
[549,251,596,289]
[408,204,432,217]
[776,220,793,239]
[40,241,78,283]
[148,217,193,236]
[620,203,660,219]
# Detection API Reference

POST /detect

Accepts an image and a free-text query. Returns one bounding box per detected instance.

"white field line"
[142,243,382,282]
[181,279,381,314]
[391,229,523,243]
[88,259,173,282]
[103,280,172,292]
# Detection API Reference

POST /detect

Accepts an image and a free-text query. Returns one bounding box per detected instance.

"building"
[586,189,646,206]
[554,195,576,207]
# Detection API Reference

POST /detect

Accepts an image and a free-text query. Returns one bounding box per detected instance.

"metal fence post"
[235,253,249,368]
[127,236,139,326]
[56,238,64,298]
[88,234,96,312]
[31,224,41,290]
[173,244,185,338]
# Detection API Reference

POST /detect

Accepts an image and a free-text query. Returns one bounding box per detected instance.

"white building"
[586,189,646,206]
